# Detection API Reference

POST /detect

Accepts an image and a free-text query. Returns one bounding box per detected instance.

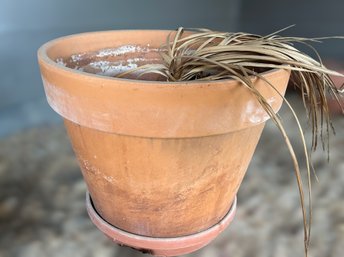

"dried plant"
[118,26,344,256]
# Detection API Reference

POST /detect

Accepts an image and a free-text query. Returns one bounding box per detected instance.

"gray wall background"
[0,0,343,137]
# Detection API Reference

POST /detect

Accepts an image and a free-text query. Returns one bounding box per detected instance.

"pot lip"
[38,29,281,88]
[86,190,237,248]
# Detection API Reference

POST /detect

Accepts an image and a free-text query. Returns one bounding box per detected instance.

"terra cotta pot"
[38,30,290,256]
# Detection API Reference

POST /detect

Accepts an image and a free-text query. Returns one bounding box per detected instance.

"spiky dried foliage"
[118,26,344,256]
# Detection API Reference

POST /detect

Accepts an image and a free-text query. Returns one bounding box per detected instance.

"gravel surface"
[0,94,343,257]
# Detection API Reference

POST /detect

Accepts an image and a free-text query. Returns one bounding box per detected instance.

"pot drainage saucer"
[86,191,237,256]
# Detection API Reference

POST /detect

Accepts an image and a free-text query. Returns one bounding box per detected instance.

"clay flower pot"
[38,30,290,256]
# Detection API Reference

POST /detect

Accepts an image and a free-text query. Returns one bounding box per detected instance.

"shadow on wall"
[239,0,344,58]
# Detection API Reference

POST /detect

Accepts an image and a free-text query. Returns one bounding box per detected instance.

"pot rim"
[38,29,280,87]
[38,30,290,137]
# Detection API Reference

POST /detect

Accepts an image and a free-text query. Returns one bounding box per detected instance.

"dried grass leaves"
[118,26,344,257]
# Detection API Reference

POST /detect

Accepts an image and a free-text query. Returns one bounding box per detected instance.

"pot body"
[38,30,290,238]
[65,118,264,237]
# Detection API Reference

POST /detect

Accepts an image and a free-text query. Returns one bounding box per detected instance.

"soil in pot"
[56,44,166,80]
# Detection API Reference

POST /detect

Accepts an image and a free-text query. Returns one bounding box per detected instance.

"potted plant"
[37,27,343,257]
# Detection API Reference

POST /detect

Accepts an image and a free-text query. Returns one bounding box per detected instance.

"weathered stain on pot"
[42,78,78,121]
[42,78,118,131]
[103,175,114,184]
[245,96,277,124]
[78,156,116,185]
[79,158,100,176]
